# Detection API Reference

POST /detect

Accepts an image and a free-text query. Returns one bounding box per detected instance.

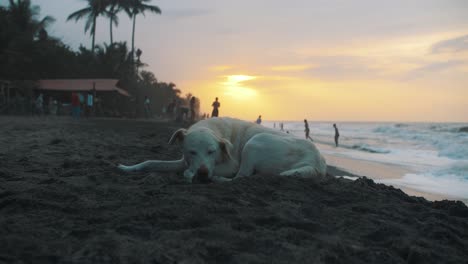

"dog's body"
[118,117,327,183]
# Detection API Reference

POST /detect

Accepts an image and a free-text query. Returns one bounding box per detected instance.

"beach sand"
[1,116,467,263]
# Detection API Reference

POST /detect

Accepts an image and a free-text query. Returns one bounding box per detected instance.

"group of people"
[154,96,199,122]
[71,91,99,119]
[303,119,340,147]
[210,97,341,147]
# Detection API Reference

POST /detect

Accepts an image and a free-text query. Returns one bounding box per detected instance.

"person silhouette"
[333,123,340,147]
[304,119,313,141]
[211,97,220,117]
[256,115,262,124]
[190,96,196,122]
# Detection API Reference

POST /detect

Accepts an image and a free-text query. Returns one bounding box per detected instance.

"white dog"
[118,117,327,183]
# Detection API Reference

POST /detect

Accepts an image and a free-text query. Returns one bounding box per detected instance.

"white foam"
[377,173,468,199]
[335,175,359,181]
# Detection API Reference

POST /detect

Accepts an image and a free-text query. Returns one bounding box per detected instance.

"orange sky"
[31,0,468,121]
[181,30,468,121]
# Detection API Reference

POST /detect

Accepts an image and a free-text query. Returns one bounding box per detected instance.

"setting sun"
[221,75,258,99]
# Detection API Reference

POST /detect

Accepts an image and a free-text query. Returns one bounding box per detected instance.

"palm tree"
[1,0,55,80]
[107,0,124,44]
[67,0,109,53]
[123,0,161,62]
[8,0,55,40]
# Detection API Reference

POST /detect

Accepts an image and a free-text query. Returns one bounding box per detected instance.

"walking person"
[304,119,313,141]
[211,97,220,117]
[333,123,340,147]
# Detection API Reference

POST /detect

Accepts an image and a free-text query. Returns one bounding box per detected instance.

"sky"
[16,0,468,121]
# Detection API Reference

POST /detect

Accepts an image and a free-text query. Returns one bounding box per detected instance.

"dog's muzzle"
[193,165,211,184]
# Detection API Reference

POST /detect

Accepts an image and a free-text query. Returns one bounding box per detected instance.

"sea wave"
[458,126,468,133]
[350,144,390,154]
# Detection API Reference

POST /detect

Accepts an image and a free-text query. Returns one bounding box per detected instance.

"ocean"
[263,121,468,199]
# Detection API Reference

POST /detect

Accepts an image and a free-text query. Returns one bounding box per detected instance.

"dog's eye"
[189,151,197,156]
[207,150,215,155]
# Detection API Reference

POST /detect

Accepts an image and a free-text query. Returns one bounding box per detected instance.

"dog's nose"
[193,165,211,184]
[197,165,209,176]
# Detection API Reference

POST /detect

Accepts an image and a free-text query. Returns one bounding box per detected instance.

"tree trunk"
[131,13,136,63]
[92,15,96,53]
[110,17,113,44]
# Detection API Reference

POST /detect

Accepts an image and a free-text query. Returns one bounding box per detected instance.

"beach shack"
[37,79,131,117]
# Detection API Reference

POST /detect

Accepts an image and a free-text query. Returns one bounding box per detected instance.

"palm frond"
[67,7,92,22]
[104,10,120,25]
[84,15,95,34]
[38,15,55,28]
[141,4,161,14]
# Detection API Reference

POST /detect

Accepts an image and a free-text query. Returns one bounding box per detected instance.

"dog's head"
[169,127,233,182]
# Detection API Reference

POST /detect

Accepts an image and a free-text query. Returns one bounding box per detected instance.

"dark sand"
[1,117,467,264]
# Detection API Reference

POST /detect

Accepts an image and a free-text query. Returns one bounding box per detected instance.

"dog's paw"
[280,170,301,177]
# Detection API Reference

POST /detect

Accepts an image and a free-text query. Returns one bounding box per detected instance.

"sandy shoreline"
[316,143,467,203]
[1,116,467,263]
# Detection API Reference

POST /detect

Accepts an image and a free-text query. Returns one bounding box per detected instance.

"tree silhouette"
[67,0,109,53]
[107,0,126,44]
[123,0,161,63]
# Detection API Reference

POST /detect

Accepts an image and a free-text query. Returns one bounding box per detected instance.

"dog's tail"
[118,158,186,173]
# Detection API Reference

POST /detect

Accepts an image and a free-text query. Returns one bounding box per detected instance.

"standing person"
[51,98,58,115]
[71,92,80,119]
[35,93,44,116]
[190,96,196,122]
[86,92,93,117]
[48,96,56,116]
[144,95,151,118]
[280,122,284,131]
[78,92,85,116]
[304,119,313,141]
[175,99,182,122]
[211,97,220,117]
[256,115,262,124]
[333,123,340,147]
[94,96,101,116]
[167,99,176,119]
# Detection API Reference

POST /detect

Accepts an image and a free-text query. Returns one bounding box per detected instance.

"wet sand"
[1,116,467,263]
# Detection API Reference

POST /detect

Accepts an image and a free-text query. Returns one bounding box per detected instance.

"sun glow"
[225,75,257,83]
[221,75,258,99]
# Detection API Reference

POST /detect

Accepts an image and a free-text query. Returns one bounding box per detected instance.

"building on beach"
[1,79,132,117]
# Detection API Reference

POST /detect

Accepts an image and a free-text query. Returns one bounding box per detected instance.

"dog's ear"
[168,128,187,145]
[219,138,234,162]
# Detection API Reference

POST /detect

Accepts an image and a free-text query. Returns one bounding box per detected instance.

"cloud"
[210,65,234,72]
[402,60,465,81]
[271,64,314,72]
[163,8,214,19]
[431,35,468,54]
[304,55,383,81]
